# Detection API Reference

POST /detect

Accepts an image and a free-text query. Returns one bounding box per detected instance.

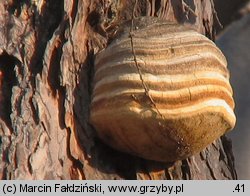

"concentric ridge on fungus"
[90,17,236,162]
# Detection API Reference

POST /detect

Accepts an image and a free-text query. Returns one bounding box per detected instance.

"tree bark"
[0,0,237,180]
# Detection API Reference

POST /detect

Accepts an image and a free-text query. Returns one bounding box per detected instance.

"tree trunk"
[0,0,237,180]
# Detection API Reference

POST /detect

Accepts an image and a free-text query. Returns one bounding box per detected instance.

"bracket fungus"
[90,17,236,162]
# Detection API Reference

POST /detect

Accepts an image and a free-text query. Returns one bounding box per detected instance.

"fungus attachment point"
[90,17,236,162]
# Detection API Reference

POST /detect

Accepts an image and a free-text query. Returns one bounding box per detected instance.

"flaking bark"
[0,0,236,179]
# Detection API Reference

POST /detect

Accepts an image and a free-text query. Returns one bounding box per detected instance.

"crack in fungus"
[129,0,164,120]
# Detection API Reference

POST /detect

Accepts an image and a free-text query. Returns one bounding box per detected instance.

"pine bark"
[0,0,236,180]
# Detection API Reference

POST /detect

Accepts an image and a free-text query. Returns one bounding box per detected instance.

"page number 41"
[234,184,245,193]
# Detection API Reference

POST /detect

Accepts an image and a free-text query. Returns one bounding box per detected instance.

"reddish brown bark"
[0,0,236,179]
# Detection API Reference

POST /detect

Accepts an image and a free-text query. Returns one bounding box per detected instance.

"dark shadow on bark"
[70,49,137,179]
[29,0,64,75]
[0,51,19,130]
[47,22,66,97]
